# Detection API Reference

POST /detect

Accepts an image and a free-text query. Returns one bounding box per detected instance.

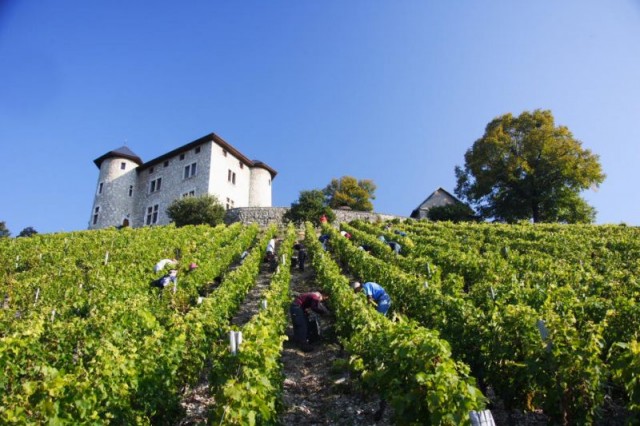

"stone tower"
[248,161,274,207]
[89,146,143,229]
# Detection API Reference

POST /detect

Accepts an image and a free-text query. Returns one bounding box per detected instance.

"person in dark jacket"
[388,241,402,255]
[289,292,329,352]
[318,234,330,251]
[293,242,307,271]
[151,269,178,293]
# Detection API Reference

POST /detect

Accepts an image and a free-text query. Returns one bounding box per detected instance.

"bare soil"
[278,264,393,425]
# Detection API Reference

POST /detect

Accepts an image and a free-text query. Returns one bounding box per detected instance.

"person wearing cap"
[188,262,198,272]
[352,281,391,315]
[289,291,329,352]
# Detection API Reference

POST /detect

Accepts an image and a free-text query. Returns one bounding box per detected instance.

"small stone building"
[410,187,463,219]
[89,133,276,229]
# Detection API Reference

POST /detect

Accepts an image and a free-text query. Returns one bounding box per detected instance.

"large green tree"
[455,110,605,223]
[284,190,336,225]
[17,227,38,238]
[0,221,10,238]
[323,176,376,212]
[166,194,226,227]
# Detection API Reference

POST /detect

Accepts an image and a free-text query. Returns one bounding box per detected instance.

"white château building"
[89,132,276,229]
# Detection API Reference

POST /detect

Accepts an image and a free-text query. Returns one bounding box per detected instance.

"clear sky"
[1,1,639,234]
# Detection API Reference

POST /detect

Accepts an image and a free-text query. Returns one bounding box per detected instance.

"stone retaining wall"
[224,207,406,227]
[224,207,289,227]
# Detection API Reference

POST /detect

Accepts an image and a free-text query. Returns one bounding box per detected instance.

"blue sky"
[1,1,639,234]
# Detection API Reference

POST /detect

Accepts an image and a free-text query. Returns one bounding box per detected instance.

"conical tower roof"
[93,146,143,168]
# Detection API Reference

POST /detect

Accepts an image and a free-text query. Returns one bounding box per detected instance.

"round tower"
[89,147,142,229]
[248,161,277,207]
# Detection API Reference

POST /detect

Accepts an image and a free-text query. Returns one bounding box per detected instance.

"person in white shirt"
[154,258,177,273]
[266,239,276,256]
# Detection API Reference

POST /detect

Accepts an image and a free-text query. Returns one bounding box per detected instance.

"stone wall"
[224,207,406,227]
[224,207,289,227]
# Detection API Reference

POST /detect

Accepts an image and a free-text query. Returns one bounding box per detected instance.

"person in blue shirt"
[318,234,330,251]
[388,241,402,255]
[351,281,391,315]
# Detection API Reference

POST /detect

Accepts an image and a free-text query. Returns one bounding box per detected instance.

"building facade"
[410,187,463,219]
[89,133,276,229]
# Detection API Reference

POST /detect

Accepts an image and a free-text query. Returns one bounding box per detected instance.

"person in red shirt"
[289,292,329,352]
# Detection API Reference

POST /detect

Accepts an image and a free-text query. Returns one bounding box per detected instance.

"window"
[182,190,196,198]
[120,162,126,170]
[92,206,100,225]
[226,197,235,210]
[149,166,154,174]
[184,162,197,179]
[180,153,185,160]
[128,185,133,197]
[150,177,162,193]
[239,161,244,169]
[222,149,227,157]
[195,146,201,154]
[164,160,169,167]
[98,182,103,195]
[228,169,236,184]
[146,204,159,225]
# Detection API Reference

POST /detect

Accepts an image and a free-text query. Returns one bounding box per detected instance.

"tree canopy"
[166,195,226,227]
[427,203,476,223]
[323,176,376,212]
[455,110,605,223]
[284,189,336,225]
[17,227,38,238]
[0,221,9,238]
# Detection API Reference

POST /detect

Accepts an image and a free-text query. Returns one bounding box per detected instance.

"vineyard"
[1,220,639,424]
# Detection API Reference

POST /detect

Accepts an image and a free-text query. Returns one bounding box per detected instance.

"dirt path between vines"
[177,247,276,425]
[278,259,393,425]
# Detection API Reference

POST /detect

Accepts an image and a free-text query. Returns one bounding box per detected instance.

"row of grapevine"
[341,219,640,423]
[308,222,485,425]
[339,221,436,279]
[0,223,267,424]
[209,224,297,425]
[1,223,246,324]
